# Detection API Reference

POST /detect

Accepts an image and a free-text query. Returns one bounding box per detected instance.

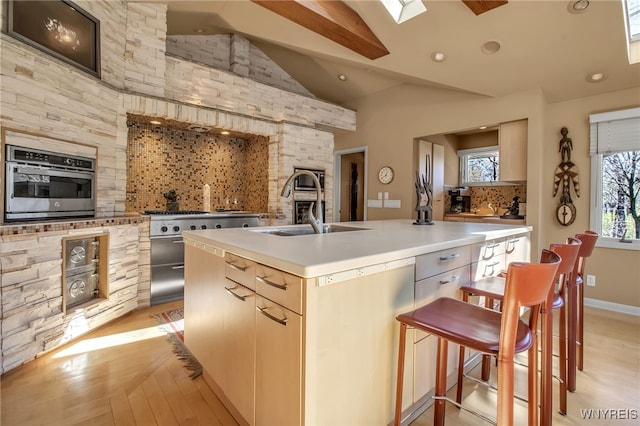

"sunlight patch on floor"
[53,325,167,358]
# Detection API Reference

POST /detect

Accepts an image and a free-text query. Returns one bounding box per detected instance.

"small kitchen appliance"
[448,189,470,213]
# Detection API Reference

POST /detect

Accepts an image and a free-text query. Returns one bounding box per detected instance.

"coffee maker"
[449,189,471,213]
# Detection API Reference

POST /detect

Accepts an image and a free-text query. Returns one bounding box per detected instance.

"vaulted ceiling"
[162,0,639,107]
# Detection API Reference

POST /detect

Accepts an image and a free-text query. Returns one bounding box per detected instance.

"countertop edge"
[183,220,532,278]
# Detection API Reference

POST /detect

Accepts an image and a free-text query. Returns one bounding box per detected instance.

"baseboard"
[584,297,640,316]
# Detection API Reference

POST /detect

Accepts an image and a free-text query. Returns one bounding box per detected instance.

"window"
[624,0,640,63]
[458,147,499,186]
[589,107,640,250]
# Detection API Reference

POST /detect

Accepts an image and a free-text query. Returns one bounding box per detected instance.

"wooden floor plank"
[109,390,136,426]
[127,378,159,426]
[142,374,179,426]
[153,363,200,425]
[166,357,223,426]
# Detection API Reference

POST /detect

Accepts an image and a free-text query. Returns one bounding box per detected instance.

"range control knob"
[161,226,168,233]
[173,226,180,232]
[242,223,249,228]
[201,225,207,229]
[215,224,222,229]
[189,225,196,230]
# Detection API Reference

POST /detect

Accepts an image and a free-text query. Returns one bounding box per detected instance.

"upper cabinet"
[498,119,528,182]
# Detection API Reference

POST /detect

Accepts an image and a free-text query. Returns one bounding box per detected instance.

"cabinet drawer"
[255,264,303,315]
[471,239,505,263]
[414,265,470,342]
[415,245,471,281]
[225,253,256,290]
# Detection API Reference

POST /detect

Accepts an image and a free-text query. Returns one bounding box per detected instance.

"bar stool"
[393,250,561,426]
[458,238,581,422]
[574,231,598,373]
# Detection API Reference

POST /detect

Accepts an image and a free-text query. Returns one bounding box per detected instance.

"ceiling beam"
[462,0,508,15]
[250,0,389,60]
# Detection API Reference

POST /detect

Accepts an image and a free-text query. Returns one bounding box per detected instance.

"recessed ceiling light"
[479,126,488,130]
[586,72,606,83]
[338,74,348,81]
[194,28,205,33]
[431,51,446,62]
[187,125,210,133]
[572,0,589,11]
[220,130,230,135]
[149,120,162,125]
[481,40,501,55]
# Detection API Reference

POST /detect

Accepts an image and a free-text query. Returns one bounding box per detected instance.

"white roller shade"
[589,107,640,154]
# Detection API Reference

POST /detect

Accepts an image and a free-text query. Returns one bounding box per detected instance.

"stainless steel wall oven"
[4,145,95,221]
[293,167,325,191]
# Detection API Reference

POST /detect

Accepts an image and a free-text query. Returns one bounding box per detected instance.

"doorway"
[334,147,367,222]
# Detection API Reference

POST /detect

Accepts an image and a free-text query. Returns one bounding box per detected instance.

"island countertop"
[182,219,532,278]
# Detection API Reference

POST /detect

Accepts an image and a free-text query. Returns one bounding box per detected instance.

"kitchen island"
[183,219,531,425]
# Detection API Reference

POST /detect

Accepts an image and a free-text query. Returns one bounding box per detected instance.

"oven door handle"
[11,164,94,179]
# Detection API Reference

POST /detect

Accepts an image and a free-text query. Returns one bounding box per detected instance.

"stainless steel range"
[146,210,260,305]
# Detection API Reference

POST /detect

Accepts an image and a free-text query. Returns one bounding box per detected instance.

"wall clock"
[378,166,394,184]
[556,203,576,226]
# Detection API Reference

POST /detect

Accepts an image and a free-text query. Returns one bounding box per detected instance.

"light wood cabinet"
[499,119,528,182]
[222,280,256,425]
[471,239,505,281]
[505,233,530,266]
[255,296,302,426]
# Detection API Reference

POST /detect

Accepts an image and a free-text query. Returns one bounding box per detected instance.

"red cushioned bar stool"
[393,250,561,426]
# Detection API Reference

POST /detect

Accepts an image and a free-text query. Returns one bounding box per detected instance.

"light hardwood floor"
[1,303,638,425]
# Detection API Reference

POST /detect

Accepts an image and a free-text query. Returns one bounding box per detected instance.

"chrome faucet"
[281,170,324,234]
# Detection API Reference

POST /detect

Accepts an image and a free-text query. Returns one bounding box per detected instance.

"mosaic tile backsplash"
[446,184,527,213]
[126,120,269,213]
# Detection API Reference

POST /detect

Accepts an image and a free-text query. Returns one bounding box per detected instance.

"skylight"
[625,0,640,41]
[380,0,427,24]
[623,0,640,63]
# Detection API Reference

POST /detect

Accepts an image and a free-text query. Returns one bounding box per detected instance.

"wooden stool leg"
[394,323,408,426]
[541,300,553,426]
[481,296,493,381]
[568,280,578,392]
[434,337,448,426]
[577,283,584,371]
[456,344,465,404]
[496,352,515,425]
[559,301,568,415]
[527,332,539,426]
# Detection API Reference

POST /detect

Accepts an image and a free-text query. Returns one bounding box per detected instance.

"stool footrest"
[433,395,497,425]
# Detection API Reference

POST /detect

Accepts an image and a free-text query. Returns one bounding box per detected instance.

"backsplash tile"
[126,119,269,213]
[446,184,527,213]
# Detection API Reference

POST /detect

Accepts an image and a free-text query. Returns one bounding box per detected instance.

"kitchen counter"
[183,219,531,278]
[183,219,531,425]
[444,212,526,225]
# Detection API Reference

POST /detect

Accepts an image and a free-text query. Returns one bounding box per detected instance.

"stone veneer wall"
[0,0,354,374]
[167,34,312,97]
[126,120,269,212]
[0,217,150,373]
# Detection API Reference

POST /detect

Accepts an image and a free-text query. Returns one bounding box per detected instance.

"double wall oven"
[4,145,95,221]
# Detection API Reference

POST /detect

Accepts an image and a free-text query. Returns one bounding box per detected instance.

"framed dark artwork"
[5,0,100,77]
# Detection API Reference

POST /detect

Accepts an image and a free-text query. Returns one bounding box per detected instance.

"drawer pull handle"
[171,265,185,270]
[225,286,248,301]
[439,253,460,261]
[486,243,500,249]
[257,275,288,291]
[226,261,247,272]
[439,275,460,285]
[257,305,288,326]
[172,240,184,244]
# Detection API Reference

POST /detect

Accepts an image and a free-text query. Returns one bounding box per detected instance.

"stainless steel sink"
[253,224,369,236]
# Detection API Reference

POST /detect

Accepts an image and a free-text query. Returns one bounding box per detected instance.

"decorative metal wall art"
[553,127,580,226]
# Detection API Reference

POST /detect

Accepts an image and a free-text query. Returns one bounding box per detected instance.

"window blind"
[589,107,640,154]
